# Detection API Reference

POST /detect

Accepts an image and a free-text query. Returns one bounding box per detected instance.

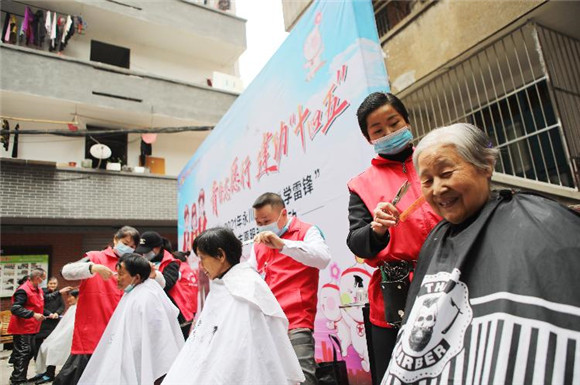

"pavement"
[0,348,57,385]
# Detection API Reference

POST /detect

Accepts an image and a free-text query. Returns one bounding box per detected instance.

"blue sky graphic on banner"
[178,1,388,383]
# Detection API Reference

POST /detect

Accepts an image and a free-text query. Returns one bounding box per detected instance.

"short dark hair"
[118,253,151,281]
[70,289,80,298]
[357,92,410,141]
[252,192,285,210]
[192,227,241,266]
[114,226,140,248]
[172,251,190,262]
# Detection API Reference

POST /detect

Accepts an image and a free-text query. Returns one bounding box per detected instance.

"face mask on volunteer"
[114,242,134,257]
[372,126,413,155]
[257,211,288,236]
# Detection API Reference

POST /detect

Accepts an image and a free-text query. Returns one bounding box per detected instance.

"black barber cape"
[382,191,580,385]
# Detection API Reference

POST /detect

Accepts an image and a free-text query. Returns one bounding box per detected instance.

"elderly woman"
[163,227,304,385]
[382,123,580,384]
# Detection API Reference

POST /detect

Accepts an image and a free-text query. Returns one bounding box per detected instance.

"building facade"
[282,0,580,206]
[0,0,246,297]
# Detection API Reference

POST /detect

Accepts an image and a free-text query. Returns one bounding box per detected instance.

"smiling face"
[366,103,409,142]
[418,144,492,224]
[197,248,230,280]
[47,278,58,292]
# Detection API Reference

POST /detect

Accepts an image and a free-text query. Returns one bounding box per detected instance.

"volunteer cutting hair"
[346,92,440,382]
[55,226,142,385]
[78,254,183,385]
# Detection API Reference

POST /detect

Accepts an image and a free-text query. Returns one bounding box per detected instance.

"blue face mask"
[257,211,288,236]
[114,242,134,257]
[124,278,137,293]
[372,126,413,155]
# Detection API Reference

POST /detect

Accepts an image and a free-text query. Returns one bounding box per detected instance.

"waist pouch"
[380,260,413,328]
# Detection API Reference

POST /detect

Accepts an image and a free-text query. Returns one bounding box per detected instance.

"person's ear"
[217,248,226,261]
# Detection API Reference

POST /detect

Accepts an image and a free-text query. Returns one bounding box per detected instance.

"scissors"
[391,180,410,206]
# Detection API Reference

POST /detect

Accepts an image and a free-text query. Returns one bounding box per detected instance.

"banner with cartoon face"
[178,0,388,383]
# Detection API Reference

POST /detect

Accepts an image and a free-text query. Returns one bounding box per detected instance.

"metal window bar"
[404,23,576,189]
[535,25,580,188]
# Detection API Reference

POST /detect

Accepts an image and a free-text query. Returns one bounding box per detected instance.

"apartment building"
[283,0,580,205]
[0,0,246,293]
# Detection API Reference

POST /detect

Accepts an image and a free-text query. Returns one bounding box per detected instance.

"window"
[85,125,127,169]
[90,40,130,69]
[374,0,413,37]
[402,24,576,189]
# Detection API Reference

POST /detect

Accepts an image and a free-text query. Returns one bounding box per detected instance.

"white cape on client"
[78,278,185,385]
[35,304,77,374]
[163,262,304,385]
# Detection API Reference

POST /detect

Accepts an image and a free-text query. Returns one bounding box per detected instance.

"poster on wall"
[0,255,49,297]
[178,0,388,383]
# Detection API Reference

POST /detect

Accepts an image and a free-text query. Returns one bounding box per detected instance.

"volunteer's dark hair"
[172,251,190,262]
[118,253,151,281]
[252,192,285,210]
[357,92,410,141]
[193,227,242,266]
[17,275,30,285]
[70,289,80,298]
[162,237,173,253]
[114,226,140,248]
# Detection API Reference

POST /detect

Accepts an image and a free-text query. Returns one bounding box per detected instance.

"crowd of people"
[8,92,580,385]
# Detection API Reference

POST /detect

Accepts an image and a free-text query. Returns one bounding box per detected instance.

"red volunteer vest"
[8,280,44,335]
[347,153,441,327]
[159,251,198,321]
[159,250,197,321]
[71,247,123,354]
[254,217,319,330]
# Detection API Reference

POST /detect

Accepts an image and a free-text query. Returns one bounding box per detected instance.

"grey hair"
[30,268,46,279]
[413,123,499,173]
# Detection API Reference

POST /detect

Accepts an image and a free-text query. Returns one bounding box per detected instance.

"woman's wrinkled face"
[197,248,229,280]
[366,103,408,142]
[47,278,58,291]
[116,262,135,290]
[418,144,492,224]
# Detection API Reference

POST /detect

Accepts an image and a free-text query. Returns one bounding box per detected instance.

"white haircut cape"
[36,304,77,374]
[78,278,184,385]
[163,262,305,385]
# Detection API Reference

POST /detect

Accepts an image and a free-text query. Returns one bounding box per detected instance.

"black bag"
[316,334,350,385]
[380,261,413,327]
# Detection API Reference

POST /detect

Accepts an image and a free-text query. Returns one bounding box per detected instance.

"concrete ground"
[0,348,58,385]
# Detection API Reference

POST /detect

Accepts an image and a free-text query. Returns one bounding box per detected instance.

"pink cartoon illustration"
[339,266,372,372]
[303,11,325,81]
[319,283,351,355]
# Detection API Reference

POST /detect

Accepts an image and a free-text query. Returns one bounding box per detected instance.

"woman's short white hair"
[413,123,499,173]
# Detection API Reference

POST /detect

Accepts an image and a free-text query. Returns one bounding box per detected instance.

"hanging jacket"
[347,152,441,327]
